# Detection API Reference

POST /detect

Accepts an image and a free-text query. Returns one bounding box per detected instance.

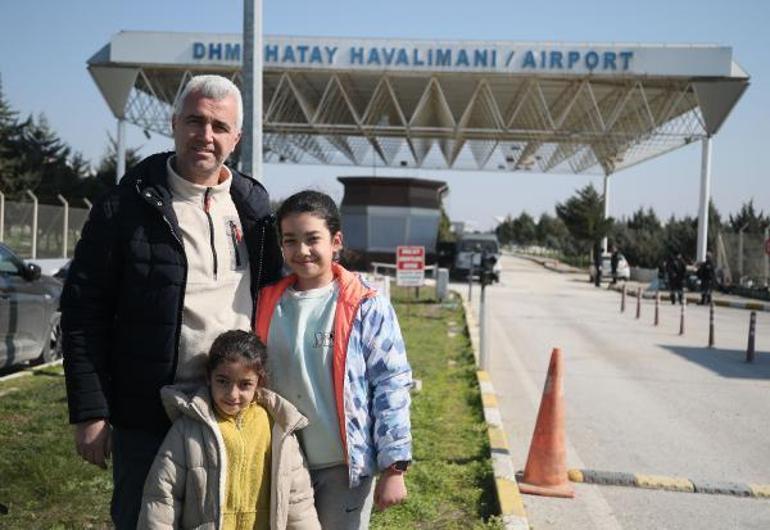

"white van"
[453,234,502,282]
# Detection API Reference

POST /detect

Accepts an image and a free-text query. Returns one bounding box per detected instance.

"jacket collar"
[159,384,308,434]
[125,152,262,210]
[267,262,374,302]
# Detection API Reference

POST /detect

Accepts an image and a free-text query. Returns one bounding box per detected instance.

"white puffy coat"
[138,385,320,530]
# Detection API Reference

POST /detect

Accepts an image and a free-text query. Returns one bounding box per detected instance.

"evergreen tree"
[495,215,515,245]
[0,76,28,195]
[78,134,143,200]
[555,184,614,255]
[511,211,537,245]
[437,202,454,241]
[728,199,768,233]
[535,213,569,249]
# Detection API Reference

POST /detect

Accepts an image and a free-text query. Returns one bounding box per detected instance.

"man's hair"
[276,190,341,237]
[173,75,243,130]
[206,330,267,384]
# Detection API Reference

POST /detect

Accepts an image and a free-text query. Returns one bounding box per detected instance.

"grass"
[370,286,502,529]
[0,286,501,529]
[0,367,112,528]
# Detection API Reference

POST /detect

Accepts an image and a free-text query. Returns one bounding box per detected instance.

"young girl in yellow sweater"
[138,330,320,529]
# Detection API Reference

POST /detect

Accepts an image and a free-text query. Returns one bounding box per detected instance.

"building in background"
[338,176,447,268]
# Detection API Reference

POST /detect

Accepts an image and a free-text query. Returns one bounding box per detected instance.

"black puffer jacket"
[62,152,283,432]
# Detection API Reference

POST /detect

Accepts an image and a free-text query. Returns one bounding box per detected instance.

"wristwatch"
[387,460,411,474]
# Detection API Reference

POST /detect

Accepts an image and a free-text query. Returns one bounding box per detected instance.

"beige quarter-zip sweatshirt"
[166,158,253,384]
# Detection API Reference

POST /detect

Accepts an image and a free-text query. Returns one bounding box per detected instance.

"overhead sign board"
[396,246,425,287]
[106,32,737,78]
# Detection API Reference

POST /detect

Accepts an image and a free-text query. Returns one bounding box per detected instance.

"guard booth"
[337,176,447,270]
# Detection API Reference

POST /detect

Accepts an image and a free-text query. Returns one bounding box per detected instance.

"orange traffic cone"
[517,347,574,498]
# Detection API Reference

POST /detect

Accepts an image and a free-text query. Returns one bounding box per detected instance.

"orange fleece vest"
[253,263,375,458]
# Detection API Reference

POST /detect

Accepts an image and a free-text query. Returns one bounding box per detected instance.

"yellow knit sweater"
[216,402,273,530]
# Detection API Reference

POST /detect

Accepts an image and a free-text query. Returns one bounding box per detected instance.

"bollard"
[621,284,627,313]
[679,299,686,336]
[708,302,715,348]
[634,287,641,318]
[746,311,756,363]
[654,291,660,326]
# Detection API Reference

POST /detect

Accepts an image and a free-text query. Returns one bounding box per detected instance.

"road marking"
[635,474,695,492]
[570,468,770,498]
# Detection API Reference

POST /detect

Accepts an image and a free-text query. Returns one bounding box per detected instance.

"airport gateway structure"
[87,31,749,261]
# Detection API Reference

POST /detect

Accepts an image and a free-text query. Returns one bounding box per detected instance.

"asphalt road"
[458,255,770,529]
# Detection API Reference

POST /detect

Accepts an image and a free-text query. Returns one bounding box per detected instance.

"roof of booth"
[88,31,749,175]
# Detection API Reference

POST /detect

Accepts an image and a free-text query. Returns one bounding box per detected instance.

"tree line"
[496,183,769,268]
[0,77,140,205]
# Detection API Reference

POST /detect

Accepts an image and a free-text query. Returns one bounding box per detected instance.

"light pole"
[241,0,263,180]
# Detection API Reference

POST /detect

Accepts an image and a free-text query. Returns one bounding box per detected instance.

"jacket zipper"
[203,188,218,280]
[229,220,242,268]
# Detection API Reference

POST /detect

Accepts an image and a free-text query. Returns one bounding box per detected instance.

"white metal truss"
[120,67,721,175]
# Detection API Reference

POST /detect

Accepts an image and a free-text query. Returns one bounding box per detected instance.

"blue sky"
[1,0,768,230]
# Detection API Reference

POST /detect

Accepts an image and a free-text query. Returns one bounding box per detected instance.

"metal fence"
[0,195,90,259]
[716,230,770,288]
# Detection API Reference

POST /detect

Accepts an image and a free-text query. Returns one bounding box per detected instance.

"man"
[62,75,283,529]
[593,241,603,287]
[610,245,620,285]
[666,252,686,305]
[697,251,717,305]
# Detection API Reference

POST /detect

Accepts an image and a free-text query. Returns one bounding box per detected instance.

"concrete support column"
[602,173,611,253]
[696,137,712,263]
[241,0,263,180]
[116,118,126,183]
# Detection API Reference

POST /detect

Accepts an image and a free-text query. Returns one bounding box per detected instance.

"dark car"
[0,244,63,368]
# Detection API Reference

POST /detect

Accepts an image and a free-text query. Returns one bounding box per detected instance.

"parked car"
[0,244,63,369]
[589,252,631,283]
[452,234,502,283]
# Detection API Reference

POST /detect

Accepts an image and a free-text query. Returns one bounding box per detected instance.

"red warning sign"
[396,246,425,286]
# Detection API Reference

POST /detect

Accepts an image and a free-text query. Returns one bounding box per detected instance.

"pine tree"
[554,184,614,255]
[0,76,26,194]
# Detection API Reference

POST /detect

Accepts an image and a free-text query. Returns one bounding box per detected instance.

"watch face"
[393,460,410,471]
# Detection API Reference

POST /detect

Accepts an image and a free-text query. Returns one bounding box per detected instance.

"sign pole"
[763,227,770,287]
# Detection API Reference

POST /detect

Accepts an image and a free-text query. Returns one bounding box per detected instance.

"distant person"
[697,252,717,305]
[138,331,320,529]
[61,75,283,528]
[593,242,603,287]
[610,245,620,284]
[666,252,686,305]
[255,190,412,529]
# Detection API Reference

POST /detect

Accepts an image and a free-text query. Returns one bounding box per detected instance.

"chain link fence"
[1,199,90,259]
[716,230,770,288]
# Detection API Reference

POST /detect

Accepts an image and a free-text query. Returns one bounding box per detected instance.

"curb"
[568,469,770,499]
[461,296,530,529]
[0,359,63,384]
[516,254,581,275]
[607,283,770,313]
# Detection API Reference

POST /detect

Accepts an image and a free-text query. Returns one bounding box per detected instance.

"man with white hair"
[61,75,283,528]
